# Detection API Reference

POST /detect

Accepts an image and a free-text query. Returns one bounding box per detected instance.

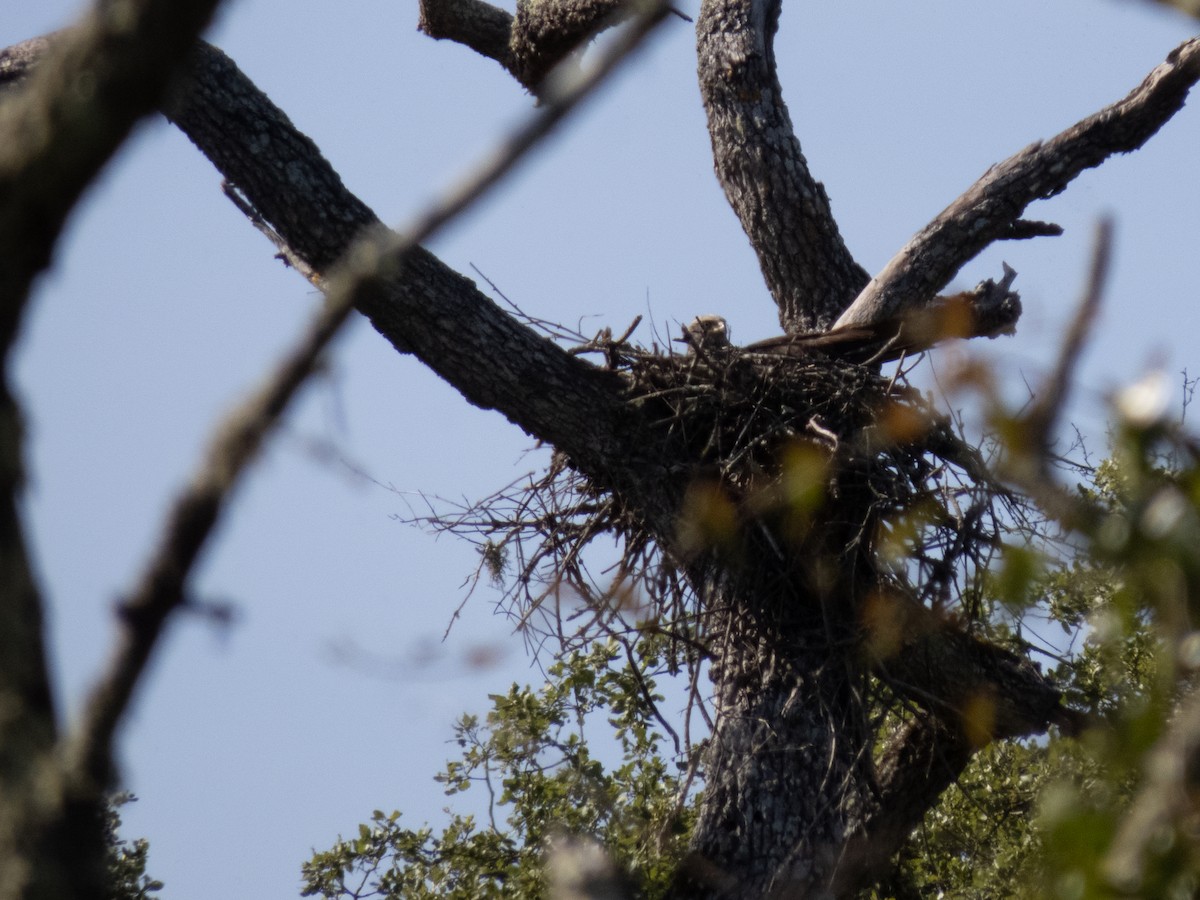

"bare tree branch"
[1021,218,1114,462]
[696,0,870,333]
[420,0,654,95]
[62,0,676,796]
[743,263,1020,363]
[876,606,1086,741]
[834,37,1200,330]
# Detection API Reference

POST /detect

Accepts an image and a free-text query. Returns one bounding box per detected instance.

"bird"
[678,315,731,353]
[679,313,892,362]
[678,290,1016,365]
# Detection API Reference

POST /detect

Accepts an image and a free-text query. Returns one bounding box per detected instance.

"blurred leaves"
[1145,0,1200,22]
[305,369,1200,898]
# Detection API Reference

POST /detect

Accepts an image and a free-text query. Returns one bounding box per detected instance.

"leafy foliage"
[302,640,695,899]
[306,370,1200,898]
[875,375,1200,898]
[104,794,162,900]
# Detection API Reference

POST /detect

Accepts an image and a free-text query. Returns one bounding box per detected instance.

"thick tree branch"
[877,616,1084,742]
[162,42,644,481]
[828,717,974,897]
[420,0,641,95]
[834,36,1200,330]
[61,0,675,793]
[825,609,1085,893]
[696,0,869,333]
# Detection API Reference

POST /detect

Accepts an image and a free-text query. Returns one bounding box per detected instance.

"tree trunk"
[3,7,1197,896]
[674,590,870,898]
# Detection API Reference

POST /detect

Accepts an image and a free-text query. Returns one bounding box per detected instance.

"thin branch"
[222,180,320,283]
[62,0,675,790]
[1021,218,1114,461]
[834,37,1200,330]
[64,266,352,787]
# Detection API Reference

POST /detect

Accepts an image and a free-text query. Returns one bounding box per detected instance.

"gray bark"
[2,5,1196,897]
[695,0,869,333]
[834,37,1200,330]
[671,515,877,898]
[419,0,634,95]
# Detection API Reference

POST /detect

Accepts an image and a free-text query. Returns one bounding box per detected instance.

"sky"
[3,1,1200,897]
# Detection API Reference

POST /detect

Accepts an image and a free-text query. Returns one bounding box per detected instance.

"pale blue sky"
[4,1,1199,897]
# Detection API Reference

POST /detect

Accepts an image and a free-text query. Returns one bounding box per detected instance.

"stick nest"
[418,334,1013,679]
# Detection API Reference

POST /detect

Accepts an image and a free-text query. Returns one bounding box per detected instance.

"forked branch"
[420,0,645,94]
[60,0,677,790]
[835,36,1200,330]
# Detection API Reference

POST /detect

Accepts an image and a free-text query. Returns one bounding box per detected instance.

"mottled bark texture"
[696,0,869,333]
[168,44,649,487]
[419,0,632,94]
[671,486,879,899]
[2,4,1198,896]
[834,37,1200,330]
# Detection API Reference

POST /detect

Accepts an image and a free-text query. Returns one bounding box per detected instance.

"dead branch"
[420,0,657,95]
[1020,218,1114,465]
[744,263,1021,363]
[60,0,676,795]
[834,36,1200,330]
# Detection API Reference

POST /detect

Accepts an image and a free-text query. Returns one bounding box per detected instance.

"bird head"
[677,315,730,352]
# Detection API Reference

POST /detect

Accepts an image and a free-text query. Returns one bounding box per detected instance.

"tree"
[1,1,1199,899]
